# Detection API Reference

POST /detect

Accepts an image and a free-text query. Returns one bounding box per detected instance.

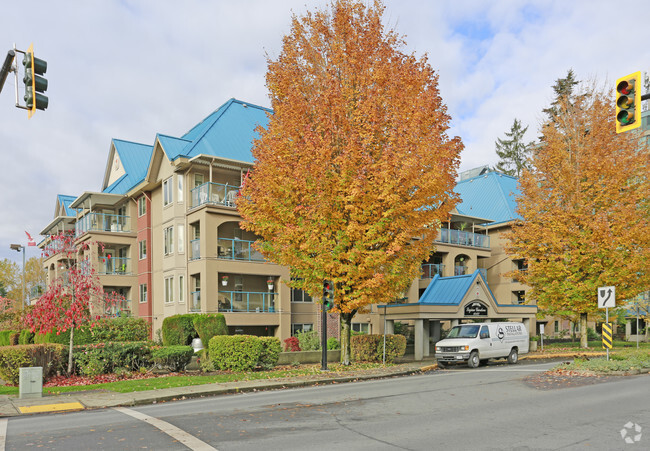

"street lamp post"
[10,243,25,309]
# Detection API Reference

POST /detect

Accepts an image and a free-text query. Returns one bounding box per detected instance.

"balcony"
[218,291,277,312]
[437,228,490,249]
[190,291,201,313]
[102,297,131,317]
[217,238,265,262]
[75,213,131,237]
[421,263,444,279]
[191,182,240,209]
[98,256,131,275]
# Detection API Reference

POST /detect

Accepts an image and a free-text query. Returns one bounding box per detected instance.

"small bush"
[18,329,34,345]
[0,330,18,346]
[162,315,198,346]
[192,314,228,344]
[284,336,300,352]
[209,335,263,371]
[9,332,19,346]
[0,343,66,384]
[151,346,194,372]
[351,334,406,363]
[587,327,599,341]
[327,337,340,350]
[72,342,154,376]
[297,330,320,351]
[90,317,151,342]
[258,337,282,370]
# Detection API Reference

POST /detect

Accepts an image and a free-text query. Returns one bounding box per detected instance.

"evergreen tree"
[542,69,580,122]
[494,118,532,177]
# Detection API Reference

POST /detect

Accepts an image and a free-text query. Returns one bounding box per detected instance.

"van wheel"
[468,351,480,368]
[507,348,518,364]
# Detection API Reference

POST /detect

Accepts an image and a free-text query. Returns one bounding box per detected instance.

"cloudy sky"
[2,0,650,263]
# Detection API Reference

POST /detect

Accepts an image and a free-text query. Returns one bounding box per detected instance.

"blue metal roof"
[103,139,153,194]
[180,98,271,163]
[156,134,192,161]
[419,271,484,306]
[455,171,521,224]
[57,194,77,216]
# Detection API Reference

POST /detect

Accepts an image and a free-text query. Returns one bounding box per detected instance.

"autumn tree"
[0,259,20,306]
[505,80,650,348]
[494,119,533,177]
[24,234,114,374]
[239,0,462,363]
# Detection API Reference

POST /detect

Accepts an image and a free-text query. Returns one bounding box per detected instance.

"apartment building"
[39,98,539,350]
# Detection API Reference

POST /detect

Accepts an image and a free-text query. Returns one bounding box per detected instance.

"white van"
[434,322,529,368]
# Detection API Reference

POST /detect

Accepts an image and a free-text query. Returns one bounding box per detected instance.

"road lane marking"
[18,402,84,414]
[0,418,7,451]
[114,407,217,451]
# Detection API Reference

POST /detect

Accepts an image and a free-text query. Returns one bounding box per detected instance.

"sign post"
[597,286,616,361]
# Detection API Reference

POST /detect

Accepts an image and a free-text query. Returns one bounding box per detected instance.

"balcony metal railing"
[217,238,265,262]
[103,297,131,317]
[191,182,240,209]
[75,213,131,237]
[190,239,200,260]
[437,228,490,249]
[218,291,277,313]
[190,291,201,312]
[421,263,444,279]
[98,256,131,275]
[43,240,75,257]
[455,265,468,276]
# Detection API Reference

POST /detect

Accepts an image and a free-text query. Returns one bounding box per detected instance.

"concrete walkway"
[0,358,438,418]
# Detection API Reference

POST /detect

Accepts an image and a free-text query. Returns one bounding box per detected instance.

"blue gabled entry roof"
[455,171,521,224]
[419,270,489,306]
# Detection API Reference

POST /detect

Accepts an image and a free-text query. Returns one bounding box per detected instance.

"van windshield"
[446,325,480,339]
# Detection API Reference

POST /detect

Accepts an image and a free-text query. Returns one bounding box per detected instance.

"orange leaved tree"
[239,0,462,363]
[506,80,650,348]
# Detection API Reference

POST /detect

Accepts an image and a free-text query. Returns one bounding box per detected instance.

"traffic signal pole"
[321,298,328,371]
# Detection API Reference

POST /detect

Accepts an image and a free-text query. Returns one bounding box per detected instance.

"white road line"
[0,418,7,451]
[114,407,217,451]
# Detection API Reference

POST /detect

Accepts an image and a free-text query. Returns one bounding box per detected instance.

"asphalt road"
[2,361,648,450]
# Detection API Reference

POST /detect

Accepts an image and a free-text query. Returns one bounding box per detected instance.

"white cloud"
[2,0,650,262]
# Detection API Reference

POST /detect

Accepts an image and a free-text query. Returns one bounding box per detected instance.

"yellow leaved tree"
[239,0,462,363]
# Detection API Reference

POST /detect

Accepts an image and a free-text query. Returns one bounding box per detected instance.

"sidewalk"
[0,358,438,417]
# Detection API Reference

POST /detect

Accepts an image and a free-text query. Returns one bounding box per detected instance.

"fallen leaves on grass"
[43,372,181,388]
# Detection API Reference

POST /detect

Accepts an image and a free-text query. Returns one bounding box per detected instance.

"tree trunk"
[340,312,354,365]
[580,312,588,348]
[68,326,74,375]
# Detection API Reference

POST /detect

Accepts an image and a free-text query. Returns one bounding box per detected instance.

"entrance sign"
[598,286,616,309]
[464,300,488,317]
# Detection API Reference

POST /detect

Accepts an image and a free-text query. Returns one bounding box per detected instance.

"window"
[178,224,185,254]
[554,322,559,333]
[138,196,146,216]
[139,240,147,260]
[291,287,313,303]
[163,177,173,206]
[194,173,204,188]
[292,323,313,335]
[165,277,174,303]
[352,323,369,334]
[178,275,185,304]
[164,226,174,255]
[177,174,184,203]
[139,284,147,304]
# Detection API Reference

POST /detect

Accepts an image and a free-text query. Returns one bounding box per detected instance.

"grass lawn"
[552,348,650,374]
[535,340,650,353]
[0,362,388,396]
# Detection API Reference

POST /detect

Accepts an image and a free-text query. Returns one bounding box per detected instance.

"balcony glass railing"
[98,256,131,275]
[103,297,131,317]
[437,228,490,249]
[191,182,240,209]
[75,213,131,236]
[190,239,200,260]
[218,291,277,313]
[455,265,468,276]
[421,263,444,279]
[190,291,201,312]
[217,238,265,262]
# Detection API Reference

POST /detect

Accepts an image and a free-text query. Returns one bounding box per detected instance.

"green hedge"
[0,330,18,346]
[0,344,66,384]
[258,337,282,370]
[33,318,151,345]
[162,315,198,346]
[351,334,406,363]
[296,330,320,351]
[72,342,153,377]
[151,345,194,372]
[209,335,264,371]
[192,314,228,345]
[18,329,34,345]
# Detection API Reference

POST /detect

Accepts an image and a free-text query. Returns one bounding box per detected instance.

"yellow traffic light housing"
[615,71,641,134]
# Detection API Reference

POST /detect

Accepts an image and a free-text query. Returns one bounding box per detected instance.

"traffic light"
[615,71,641,134]
[22,43,48,118]
[322,280,334,311]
